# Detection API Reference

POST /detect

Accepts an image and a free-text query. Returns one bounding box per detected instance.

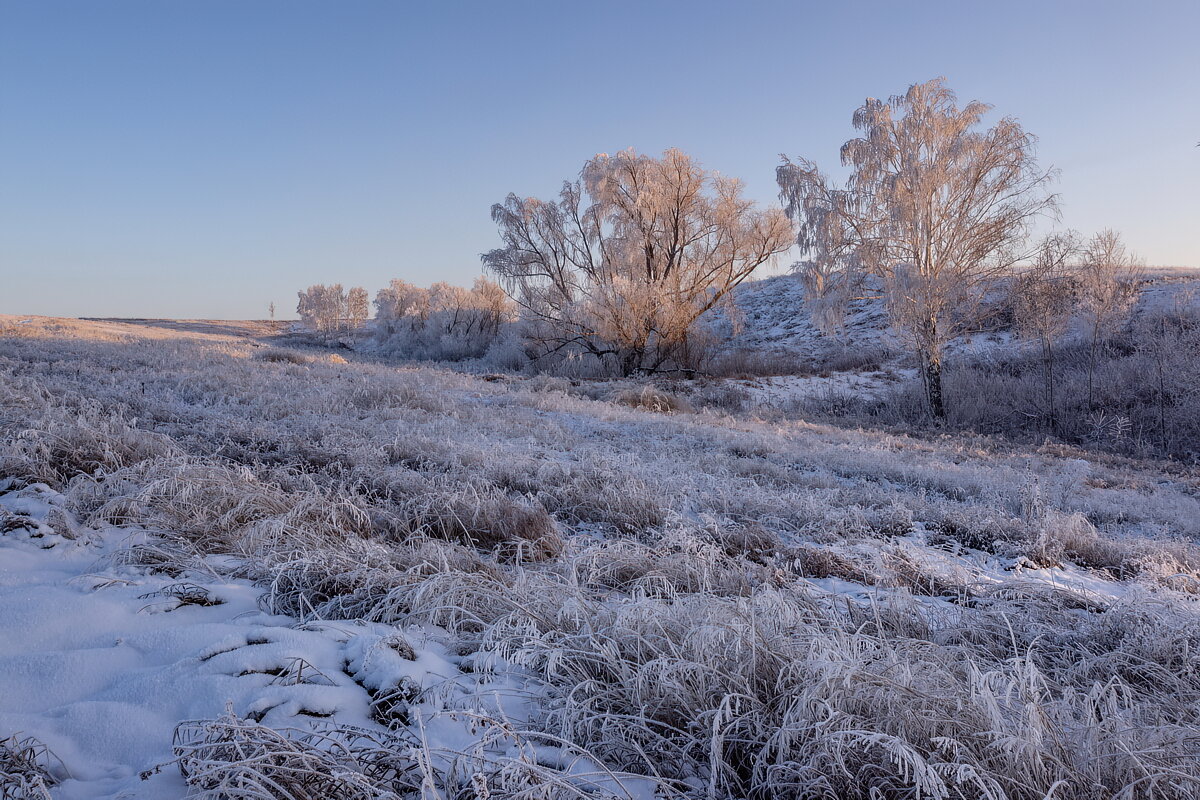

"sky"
[0,0,1197,319]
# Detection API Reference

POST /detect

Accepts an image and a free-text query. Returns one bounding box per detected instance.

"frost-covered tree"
[1133,302,1200,453]
[1013,232,1080,433]
[470,276,511,337]
[1077,229,1142,408]
[347,287,370,328]
[297,284,345,336]
[484,148,792,375]
[297,284,367,337]
[374,279,430,334]
[778,78,1058,417]
[371,276,513,360]
[428,282,472,334]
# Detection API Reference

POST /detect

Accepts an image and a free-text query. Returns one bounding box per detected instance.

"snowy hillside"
[724,268,1200,364]
[726,272,891,357]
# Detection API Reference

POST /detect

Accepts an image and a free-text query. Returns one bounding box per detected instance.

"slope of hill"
[727,272,890,357]
[724,268,1200,364]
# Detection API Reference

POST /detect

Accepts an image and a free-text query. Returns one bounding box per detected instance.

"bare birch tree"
[777,78,1058,417]
[1077,229,1142,408]
[484,148,792,375]
[374,279,431,335]
[297,283,346,337]
[347,287,370,329]
[297,284,368,337]
[1012,231,1079,433]
[470,276,513,337]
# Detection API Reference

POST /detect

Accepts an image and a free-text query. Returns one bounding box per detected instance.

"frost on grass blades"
[2,311,1200,800]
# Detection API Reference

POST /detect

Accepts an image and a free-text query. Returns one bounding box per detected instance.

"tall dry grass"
[3,317,1200,797]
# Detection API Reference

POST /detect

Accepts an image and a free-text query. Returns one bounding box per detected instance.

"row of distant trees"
[371,277,514,361]
[295,78,1153,423]
[374,277,511,339]
[296,284,370,336]
[295,277,516,359]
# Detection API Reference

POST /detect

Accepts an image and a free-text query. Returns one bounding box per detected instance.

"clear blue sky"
[1,0,1197,319]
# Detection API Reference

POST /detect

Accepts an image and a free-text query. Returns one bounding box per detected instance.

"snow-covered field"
[3,315,1200,798]
[0,481,592,799]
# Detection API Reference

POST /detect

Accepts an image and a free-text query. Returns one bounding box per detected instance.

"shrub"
[171,710,418,799]
[0,734,61,800]
[256,349,311,365]
[372,278,513,363]
[0,403,181,488]
[818,344,888,373]
[704,348,811,378]
[610,385,694,414]
[407,488,564,561]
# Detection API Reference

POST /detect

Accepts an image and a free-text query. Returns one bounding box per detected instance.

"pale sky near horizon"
[1,0,1197,319]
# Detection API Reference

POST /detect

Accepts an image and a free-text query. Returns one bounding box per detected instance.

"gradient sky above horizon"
[1,1,1197,319]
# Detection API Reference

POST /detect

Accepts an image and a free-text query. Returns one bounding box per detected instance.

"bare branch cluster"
[296,284,369,338]
[374,276,512,341]
[372,276,514,361]
[484,148,792,375]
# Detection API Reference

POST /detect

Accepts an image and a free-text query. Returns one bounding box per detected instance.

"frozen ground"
[3,315,1200,798]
